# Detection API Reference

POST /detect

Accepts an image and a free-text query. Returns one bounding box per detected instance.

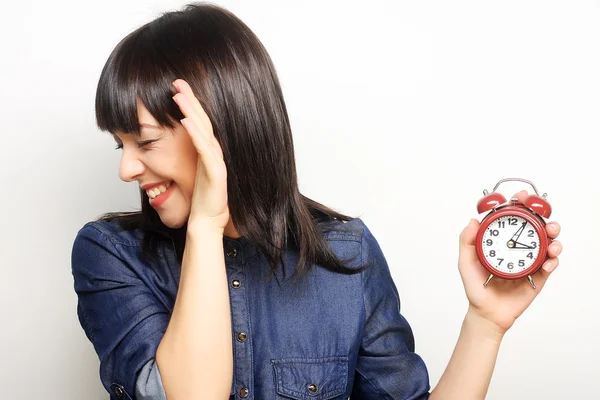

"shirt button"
[227,248,238,258]
[231,279,241,289]
[308,383,318,394]
[239,387,249,398]
[237,332,247,342]
[114,386,124,398]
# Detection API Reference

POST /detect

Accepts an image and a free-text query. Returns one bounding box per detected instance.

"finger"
[212,137,225,160]
[172,85,209,128]
[173,79,212,129]
[541,256,559,274]
[547,240,562,258]
[180,117,214,160]
[545,221,561,239]
[460,218,480,248]
[529,266,551,290]
[173,79,223,160]
[528,255,559,289]
[175,90,225,163]
[173,79,201,113]
[458,219,480,265]
[173,91,214,143]
[181,118,225,184]
[511,190,529,203]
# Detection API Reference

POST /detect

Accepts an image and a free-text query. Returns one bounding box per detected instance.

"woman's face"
[113,101,198,228]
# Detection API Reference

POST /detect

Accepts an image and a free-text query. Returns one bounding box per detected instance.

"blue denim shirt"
[71,217,430,400]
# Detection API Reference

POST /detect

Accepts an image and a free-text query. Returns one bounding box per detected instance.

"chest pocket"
[271,356,349,400]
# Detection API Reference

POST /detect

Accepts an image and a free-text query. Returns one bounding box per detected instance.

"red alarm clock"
[475,178,552,289]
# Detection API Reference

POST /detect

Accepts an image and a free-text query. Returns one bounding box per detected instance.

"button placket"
[226,243,254,399]
[227,248,238,258]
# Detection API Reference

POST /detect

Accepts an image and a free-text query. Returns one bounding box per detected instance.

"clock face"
[481,215,541,274]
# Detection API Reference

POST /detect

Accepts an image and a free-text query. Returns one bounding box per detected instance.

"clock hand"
[512,241,535,249]
[515,222,527,242]
[507,222,527,248]
[511,222,527,242]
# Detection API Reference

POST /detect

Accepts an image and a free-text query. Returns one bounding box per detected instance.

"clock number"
[490,229,499,236]
[489,250,496,257]
[519,260,525,267]
[527,230,535,237]
[497,258,504,266]
[507,262,514,269]
[508,218,517,226]
[531,242,537,249]
[527,252,533,259]
[486,239,493,246]
[498,221,505,228]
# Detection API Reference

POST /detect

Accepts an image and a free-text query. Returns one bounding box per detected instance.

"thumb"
[460,218,480,249]
[459,218,481,267]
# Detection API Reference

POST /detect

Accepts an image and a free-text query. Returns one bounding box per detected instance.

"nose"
[118,148,145,182]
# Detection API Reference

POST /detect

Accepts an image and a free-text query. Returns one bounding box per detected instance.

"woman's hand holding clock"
[457,190,562,334]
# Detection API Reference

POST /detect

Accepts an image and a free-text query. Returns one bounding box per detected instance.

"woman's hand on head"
[457,190,562,335]
[172,79,230,233]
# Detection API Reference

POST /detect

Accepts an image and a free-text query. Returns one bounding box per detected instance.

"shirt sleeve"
[71,223,169,400]
[351,222,431,400]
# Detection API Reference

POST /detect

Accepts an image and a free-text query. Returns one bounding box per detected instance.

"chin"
[158,214,186,230]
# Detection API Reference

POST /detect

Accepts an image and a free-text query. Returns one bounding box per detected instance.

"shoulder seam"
[321,218,365,242]
[323,232,362,242]
[82,221,141,248]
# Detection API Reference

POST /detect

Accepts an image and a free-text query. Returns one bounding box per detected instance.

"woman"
[71,3,562,399]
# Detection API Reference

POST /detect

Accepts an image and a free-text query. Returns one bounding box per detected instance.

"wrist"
[465,306,507,342]
[187,217,226,238]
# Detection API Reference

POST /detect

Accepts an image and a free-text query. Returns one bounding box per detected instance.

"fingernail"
[542,261,555,273]
[172,81,179,91]
[551,245,561,256]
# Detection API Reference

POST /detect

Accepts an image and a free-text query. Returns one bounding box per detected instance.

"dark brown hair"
[95,2,366,278]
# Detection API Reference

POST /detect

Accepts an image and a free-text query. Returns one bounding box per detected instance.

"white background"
[1,0,598,399]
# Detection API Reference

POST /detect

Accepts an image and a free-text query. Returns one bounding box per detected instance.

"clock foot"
[527,275,536,289]
[483,274,493,287]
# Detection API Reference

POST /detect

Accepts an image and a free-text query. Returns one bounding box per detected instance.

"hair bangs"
[95,26,183,136]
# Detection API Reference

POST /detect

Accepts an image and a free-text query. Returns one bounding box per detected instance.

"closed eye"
[114,140,157,151]
[137,140,157,148]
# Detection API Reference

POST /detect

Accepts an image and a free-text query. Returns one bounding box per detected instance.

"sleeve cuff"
[135,359,166,400]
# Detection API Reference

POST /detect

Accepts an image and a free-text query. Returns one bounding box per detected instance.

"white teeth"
[145,182,172,199]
